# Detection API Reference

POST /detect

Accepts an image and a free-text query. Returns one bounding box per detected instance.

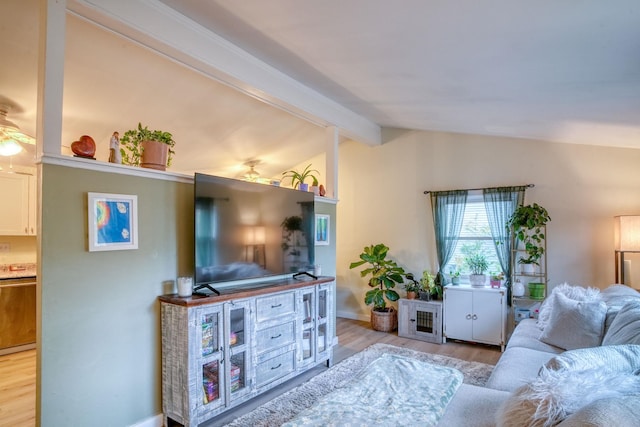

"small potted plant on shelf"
[419,270,440,300]
[490,272,504,288]
[506,203,551,273]
[465,251,488,287]
[282,164,319,192]
[349,243,406,332]
[449,269,461,285]
[404,273,420,299]
[119,122,176,171]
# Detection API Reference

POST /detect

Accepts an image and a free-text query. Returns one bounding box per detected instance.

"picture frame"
[315,214,330,246]
[88,192,138,252]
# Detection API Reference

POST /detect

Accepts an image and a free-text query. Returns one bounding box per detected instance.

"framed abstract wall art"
[315,214,330,246]
[88,192,138,251]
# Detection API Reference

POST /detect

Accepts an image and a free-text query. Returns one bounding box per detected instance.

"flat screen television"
[194,173,315,292]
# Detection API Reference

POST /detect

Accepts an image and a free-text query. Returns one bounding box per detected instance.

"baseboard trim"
[337,311,369,322]
[129,414,163,427]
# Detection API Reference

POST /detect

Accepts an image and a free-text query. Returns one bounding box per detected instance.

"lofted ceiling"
[3,0,640,175]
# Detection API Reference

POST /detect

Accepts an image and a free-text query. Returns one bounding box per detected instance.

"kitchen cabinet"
[443,285,507,351]
[0,277,37,355]
[0,171,36,235]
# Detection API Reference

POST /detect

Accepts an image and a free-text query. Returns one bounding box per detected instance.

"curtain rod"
[423,184,534,195]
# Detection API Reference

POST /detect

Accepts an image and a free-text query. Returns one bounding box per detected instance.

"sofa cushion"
[556,395,640,427]
[506,319,564,353]
[496,367,640,427]
[539,292,607,350]
[544,344,640,374]
[601,285,640,333]
[485,347,556,392]
[537,283,601,331]
[602,300,640,346]
[439,383,509,427]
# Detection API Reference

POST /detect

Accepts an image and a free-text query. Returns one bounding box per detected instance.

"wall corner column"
[325,126,339,200]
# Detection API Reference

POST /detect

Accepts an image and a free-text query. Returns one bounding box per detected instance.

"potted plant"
[490,272,504,288]
[282,164,319,192]
[449,269,461,285]
[404,273,420,299]
[465,252,488,287]
[120,122,176,171]
[349,243,406,332]
[419,270,439,300]
[506,203,551,272]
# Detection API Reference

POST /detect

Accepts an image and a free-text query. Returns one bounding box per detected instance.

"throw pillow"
[544,344,640,375]
[539,292,607,350]
[496,367,640,427]
[602,300,640,346]
[537,283,601,331]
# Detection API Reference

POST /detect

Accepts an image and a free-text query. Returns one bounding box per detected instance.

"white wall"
[336,129,640,320]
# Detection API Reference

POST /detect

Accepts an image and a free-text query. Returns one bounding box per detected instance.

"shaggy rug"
[226,343,495,427]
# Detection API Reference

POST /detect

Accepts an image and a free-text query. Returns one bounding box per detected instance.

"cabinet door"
[315,284,331,359]
[225,300,252,402]
[471,291,503,344]
[197,306,225,415]
[298,287,315,367]
[0,173,29,235]
[444,289,473,341]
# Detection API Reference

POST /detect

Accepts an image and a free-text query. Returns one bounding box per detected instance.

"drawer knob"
[271,363,282,370]
[271,303,282,308]
[271,333,282,339]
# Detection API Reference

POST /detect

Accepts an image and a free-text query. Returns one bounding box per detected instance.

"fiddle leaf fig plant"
[349,243,406,311]
[506,203,551,265]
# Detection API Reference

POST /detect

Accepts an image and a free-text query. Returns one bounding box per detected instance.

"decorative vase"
[513,280,525,297]
[469,274,486,287]
[406,291,417,299]
[141,140,168,171]
[490,280,501,288]
[370,307,397,332]
[451,277,460,286]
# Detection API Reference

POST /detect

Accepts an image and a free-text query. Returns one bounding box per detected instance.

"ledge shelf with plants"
[507,203,550,327]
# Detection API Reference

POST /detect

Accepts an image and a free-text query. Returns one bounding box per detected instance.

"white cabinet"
[443,285,507,351]
[0,171,36,235]
[160,278,335,427]
[398,299,442,344]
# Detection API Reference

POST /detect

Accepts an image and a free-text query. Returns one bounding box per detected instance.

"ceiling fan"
[0,104,35,157]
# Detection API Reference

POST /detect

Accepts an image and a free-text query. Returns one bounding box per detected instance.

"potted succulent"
[120,123,176,171]
[465,252,488,287]
[282,164,319,192]
[349,243,406,332]
[506,203,551,272]
[404,273,420,299]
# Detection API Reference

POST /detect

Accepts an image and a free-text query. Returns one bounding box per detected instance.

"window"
[444,194,502,280]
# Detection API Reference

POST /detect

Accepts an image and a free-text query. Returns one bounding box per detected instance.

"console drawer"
[255,291,295,322]
[256,321,295,353]
[256,349,295,387]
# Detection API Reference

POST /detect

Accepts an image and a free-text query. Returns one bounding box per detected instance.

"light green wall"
[39,164,193,426]
[337,129,640,320]
[314,201,337,277]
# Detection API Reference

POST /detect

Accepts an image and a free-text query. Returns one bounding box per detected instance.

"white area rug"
[226,343,495,427]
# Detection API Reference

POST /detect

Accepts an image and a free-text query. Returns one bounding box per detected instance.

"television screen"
[194,173,315,288]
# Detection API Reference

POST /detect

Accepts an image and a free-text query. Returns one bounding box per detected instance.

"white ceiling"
[3,0,640,174]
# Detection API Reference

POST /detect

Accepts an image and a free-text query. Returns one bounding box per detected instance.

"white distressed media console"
[159,276,335,426]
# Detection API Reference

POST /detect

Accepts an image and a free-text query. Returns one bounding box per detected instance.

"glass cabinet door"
[226,301,251,402]
[299,289,315,366]
[197,306,224,412]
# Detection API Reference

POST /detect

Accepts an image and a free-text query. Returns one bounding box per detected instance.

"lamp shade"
[614,215,640,251]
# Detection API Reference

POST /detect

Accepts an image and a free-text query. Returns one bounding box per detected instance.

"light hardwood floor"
[0,318,501,427]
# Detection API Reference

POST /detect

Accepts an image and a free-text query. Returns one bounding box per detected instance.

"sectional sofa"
[439,284,640,426]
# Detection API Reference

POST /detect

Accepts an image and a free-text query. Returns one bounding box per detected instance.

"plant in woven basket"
[349,243,406,312]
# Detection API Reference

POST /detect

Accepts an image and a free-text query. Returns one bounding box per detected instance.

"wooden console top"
[158,275,335,307]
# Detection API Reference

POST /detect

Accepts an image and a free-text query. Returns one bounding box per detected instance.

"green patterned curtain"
[430,190,468,285]
[482,187,526,299]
